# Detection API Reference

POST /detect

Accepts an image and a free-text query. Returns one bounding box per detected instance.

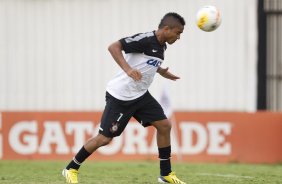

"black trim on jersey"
[119,31,166,60]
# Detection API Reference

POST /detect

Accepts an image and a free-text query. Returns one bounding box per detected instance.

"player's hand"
[157,67,180,81]
[126,68,142,81]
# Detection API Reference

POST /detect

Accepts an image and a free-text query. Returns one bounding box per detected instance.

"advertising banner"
[0,112,281,163]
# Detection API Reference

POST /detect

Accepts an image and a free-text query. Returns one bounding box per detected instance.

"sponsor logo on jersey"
[146,59,162,67]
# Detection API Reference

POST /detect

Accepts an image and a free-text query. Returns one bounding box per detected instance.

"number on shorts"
[117,113,123,122]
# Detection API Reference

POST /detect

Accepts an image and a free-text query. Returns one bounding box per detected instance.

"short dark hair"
[158,12,186,29]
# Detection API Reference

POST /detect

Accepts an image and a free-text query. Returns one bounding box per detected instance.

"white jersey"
[106,31,167,101]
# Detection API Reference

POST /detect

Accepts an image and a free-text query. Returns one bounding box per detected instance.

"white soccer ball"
[196,5,221,32]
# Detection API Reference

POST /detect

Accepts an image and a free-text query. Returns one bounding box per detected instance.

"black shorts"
[99,91,167,138]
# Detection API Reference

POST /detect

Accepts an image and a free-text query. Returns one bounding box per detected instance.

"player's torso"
[107,31,166,101]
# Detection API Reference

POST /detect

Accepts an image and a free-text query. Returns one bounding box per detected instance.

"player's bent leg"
[84,133,113,153]
[62,133,113,183]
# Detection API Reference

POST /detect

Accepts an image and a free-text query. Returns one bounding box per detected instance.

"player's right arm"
[108,41,142,81]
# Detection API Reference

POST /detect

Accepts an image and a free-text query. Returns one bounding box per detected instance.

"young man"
[62,12,186,184]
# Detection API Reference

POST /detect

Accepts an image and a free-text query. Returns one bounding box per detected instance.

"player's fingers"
[170,75,180,81]
[131,73,138,81]
[135,71,142,81]
[172,76,180,80]
[130,70,142,81]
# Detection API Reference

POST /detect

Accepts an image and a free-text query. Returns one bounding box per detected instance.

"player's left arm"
[157,67,180,81]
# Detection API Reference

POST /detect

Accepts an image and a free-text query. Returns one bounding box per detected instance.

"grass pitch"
[0,160,281,184]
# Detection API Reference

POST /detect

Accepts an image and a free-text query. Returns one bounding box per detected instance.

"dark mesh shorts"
[99,91,167,138]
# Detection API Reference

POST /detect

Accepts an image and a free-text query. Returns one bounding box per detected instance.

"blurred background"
[0,0,280,112]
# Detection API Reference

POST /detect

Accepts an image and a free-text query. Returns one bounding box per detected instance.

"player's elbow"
[107,43,114,53]
[108,41,122,53]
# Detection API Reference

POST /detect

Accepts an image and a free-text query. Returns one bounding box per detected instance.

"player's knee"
[100,137,112,147]
[96,134,112,147]
[101,138,113,146]
[154,120,171,134]
[161,122,172,133]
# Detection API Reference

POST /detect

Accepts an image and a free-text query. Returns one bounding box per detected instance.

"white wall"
[0,0,258,111]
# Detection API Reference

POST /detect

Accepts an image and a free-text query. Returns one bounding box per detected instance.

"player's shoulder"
[132,31,154,37]
[124,31,155,43]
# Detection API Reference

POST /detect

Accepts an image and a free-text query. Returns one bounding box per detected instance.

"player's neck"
[155,30,166,45]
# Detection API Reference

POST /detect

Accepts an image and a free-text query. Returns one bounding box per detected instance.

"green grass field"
[0,160,281,184]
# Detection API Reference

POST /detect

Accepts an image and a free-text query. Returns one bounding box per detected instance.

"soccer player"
[62,12,186,184]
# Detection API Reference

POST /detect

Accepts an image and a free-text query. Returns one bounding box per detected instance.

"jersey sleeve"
[119,33,149,54]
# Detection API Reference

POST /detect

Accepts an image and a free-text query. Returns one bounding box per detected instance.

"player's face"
[165,25,184,44]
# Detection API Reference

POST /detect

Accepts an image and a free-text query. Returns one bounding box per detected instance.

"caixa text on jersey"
[146,59,162,67]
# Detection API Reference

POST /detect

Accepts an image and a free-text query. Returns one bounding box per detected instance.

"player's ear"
[163,25,171,31]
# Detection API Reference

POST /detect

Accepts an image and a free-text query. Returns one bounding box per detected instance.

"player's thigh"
[133,92,167,127]
[99,93,134,137]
